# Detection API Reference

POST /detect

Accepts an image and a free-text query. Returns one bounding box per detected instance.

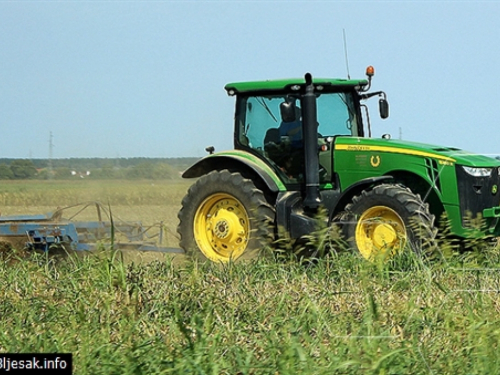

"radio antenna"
[343,29,351,79]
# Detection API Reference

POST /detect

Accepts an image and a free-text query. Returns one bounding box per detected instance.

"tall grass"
[1,180,500,373]
[1,246,500,374]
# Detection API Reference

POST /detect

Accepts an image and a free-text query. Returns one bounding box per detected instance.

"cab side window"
[242,97,282,151]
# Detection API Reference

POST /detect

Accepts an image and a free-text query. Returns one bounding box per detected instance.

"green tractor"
[177,67,500,262]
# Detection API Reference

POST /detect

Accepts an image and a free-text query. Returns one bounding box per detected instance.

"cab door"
[316,91,360,186]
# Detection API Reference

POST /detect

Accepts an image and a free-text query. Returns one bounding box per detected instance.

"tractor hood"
[335,137,500,167]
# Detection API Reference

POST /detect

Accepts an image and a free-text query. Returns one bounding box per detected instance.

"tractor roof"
[224,77,368,95]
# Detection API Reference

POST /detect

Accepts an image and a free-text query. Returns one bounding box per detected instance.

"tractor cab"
[225,68,387,187]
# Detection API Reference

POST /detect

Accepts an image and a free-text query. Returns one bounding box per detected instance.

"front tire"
[177,170,275,262]
[343,184,436,261]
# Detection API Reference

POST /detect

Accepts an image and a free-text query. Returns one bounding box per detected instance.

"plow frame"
[0,202,183,253]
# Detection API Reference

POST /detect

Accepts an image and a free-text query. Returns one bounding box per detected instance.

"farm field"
[1,179,500,374]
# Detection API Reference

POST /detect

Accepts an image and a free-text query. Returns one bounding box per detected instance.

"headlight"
[462,166,493,177]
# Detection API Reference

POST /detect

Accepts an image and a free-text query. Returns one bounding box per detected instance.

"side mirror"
[280,101,296,123]
[379,98,389,119]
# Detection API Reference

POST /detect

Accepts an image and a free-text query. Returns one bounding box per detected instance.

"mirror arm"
[360,91,386,100]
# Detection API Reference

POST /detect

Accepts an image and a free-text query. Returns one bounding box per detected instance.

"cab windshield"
[239,92,359,151]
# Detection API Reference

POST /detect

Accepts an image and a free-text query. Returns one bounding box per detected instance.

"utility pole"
[48,131,54,179]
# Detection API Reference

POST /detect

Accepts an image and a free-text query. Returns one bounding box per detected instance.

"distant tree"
[126,162,154,179]
[10,160,37,179]
[0,164,14,180]
[37,169,50,180]
[124,162,178,180]
[152,163,177,179]
[54,167,72,179]
[97,164,119,179]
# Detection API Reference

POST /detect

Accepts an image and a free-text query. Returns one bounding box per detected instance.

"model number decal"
[438,160,453,166]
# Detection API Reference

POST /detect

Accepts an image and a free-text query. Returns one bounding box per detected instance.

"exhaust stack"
[302,73,321,210]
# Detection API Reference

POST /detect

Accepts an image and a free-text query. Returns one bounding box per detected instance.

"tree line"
[0,157,200,180]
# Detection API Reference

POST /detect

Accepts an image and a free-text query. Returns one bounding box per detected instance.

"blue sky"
[1,1,499,159]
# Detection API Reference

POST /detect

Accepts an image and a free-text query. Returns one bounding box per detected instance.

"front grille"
[425,158,442,192]
[456,165,500,219]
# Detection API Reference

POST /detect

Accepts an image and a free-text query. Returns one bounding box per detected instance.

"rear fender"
[182,152,286,193]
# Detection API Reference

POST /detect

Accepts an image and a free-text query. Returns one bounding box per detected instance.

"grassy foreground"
[0,180,500,374]
[1,247,500,375]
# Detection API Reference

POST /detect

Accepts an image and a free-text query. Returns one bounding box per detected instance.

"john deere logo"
[493,185,498,195]
[370,155,381,167]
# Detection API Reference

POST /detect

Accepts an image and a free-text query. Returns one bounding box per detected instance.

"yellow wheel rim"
[193,193,250,262]
[355,206,406,261]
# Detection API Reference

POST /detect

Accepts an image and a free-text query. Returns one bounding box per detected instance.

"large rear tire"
[343,184,436,261]
[177,170,275,262]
